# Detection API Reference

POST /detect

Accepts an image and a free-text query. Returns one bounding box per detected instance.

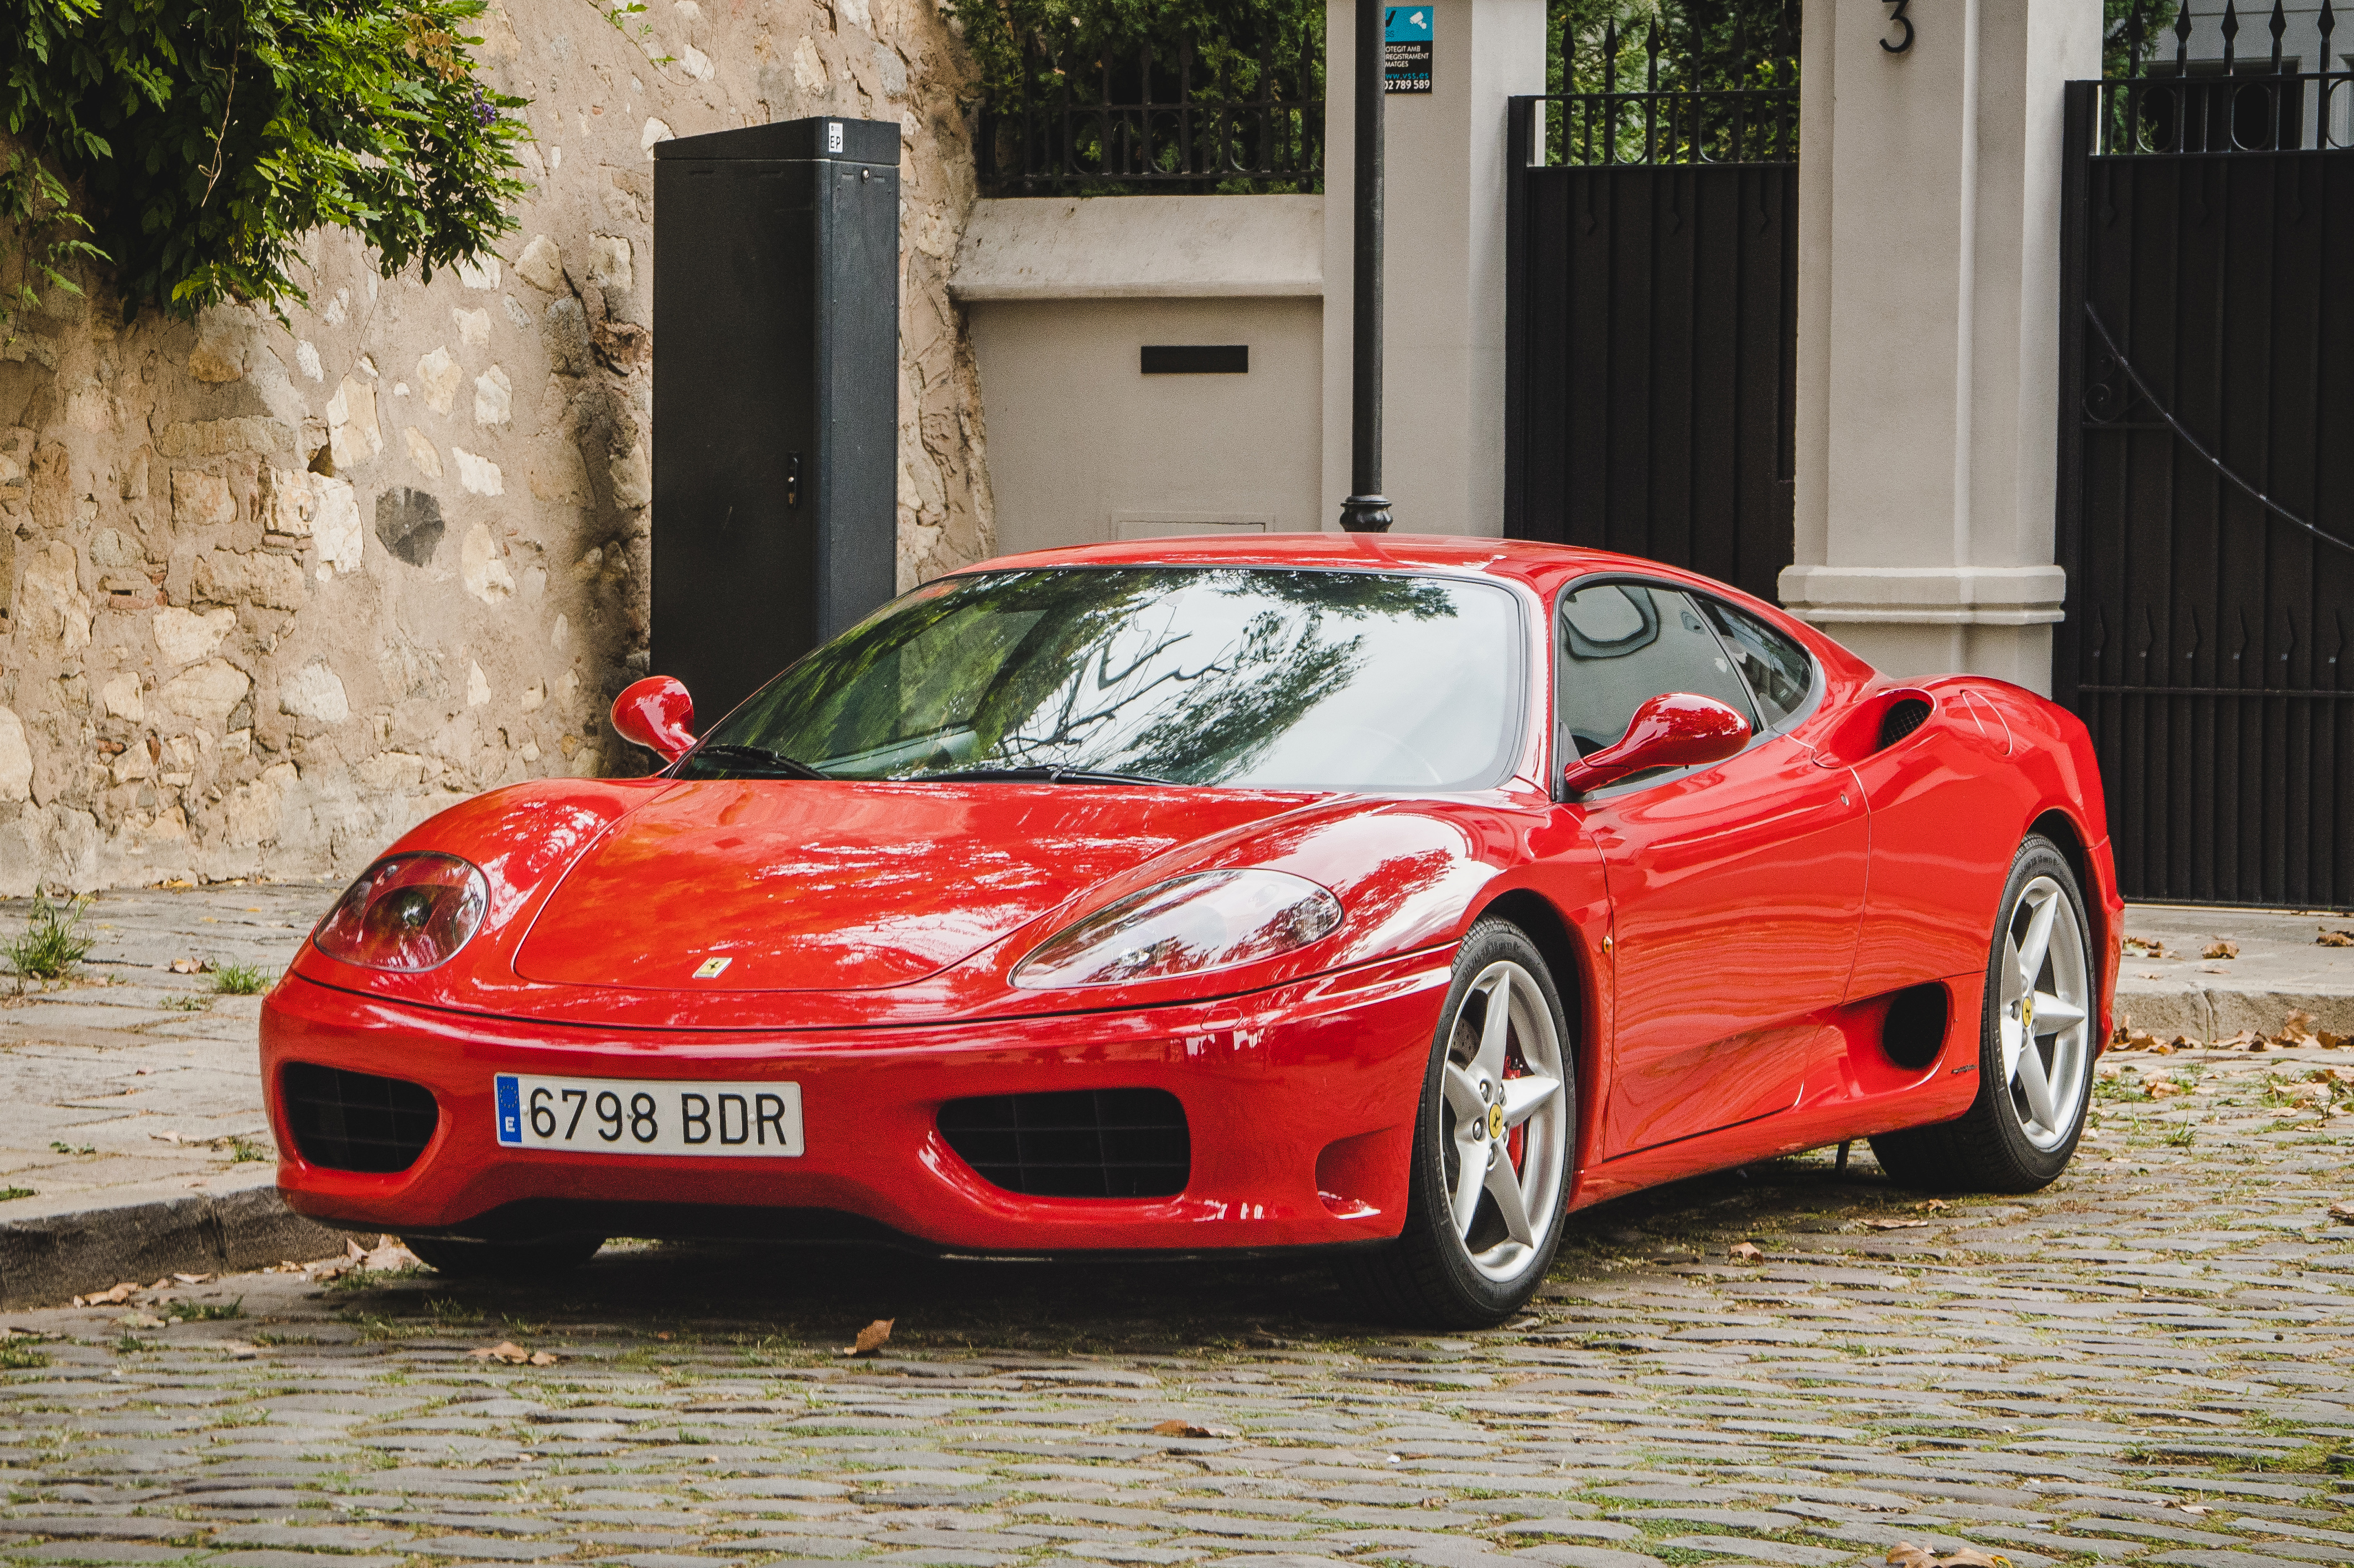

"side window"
[1697,597,1816,731]
[1556,583,1757,757]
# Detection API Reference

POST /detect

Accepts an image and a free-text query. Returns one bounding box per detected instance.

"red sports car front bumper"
[260,952,1450,1252]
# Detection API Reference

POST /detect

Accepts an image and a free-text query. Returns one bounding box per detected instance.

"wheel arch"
[2026,804,2117,1046]
[1463,886,1598,1176]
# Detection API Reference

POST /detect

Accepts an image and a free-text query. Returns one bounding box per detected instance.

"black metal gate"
[2055,43,2354,908]
[1503,22,1799,607]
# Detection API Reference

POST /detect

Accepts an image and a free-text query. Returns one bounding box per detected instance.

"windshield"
[678,566,1526,791]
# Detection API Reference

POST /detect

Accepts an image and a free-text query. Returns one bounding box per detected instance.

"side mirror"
[611,675,697,763]
[1562,692,1750,795]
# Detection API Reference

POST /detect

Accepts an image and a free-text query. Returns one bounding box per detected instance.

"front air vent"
[937,1089,1190,1198]
[1878,697,1932,750]
[281,1062,439,1173]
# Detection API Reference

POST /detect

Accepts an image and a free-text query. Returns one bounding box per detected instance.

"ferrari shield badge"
[694,957,733,979]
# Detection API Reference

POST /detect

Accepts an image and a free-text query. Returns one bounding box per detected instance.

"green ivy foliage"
[0,0,530,320]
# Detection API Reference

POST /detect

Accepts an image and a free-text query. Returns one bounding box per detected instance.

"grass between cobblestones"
[2,1050,2350,1568]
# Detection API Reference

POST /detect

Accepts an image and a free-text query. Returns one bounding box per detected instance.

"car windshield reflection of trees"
[675,568,1520,792]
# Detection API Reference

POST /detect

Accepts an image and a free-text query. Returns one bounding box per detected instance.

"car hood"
[511,779,1314,992]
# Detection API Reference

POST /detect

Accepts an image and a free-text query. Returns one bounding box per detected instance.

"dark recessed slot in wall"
[1141,345,1248,375]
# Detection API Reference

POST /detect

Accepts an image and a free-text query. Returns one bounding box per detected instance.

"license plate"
[493,1074,804,1156]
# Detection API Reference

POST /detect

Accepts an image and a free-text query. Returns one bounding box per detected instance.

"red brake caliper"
[1503,1034,1527,1172]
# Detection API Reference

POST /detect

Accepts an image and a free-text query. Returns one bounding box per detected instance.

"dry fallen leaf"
[1917,1200,1950,1212]
[172,1272,212,1285]
[469,1341,559,1365]
[2146,1079,2186,1099]
[2201,939,2239,960]
[1728,1242,1763,1261]
[1865,1218,1932,1230]
[2122,936,2169,958]
[167,957,212,975]
[2216,1029,2267,1051]
[1887,1546,2009,1568]
[842,1317,894,1357]
[1150,1418,1235,1438]
[2171,1502,2211,1515]
[2327,1201,2354,1226]
[2317,928,2354,948]
[74,1282,141,1307]
[305,1237,418,1281]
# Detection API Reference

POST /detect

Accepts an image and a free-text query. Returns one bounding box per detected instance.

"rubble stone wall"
[0,0,993,897]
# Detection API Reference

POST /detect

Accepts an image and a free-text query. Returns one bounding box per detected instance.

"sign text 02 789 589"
[1385,7,1432,93]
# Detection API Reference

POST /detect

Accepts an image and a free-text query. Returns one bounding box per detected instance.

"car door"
[1556,581,1870,1159]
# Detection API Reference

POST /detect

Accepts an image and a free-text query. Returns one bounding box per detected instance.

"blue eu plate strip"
[495,1074,522,1144]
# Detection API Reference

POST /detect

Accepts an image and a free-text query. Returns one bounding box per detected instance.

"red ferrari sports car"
[262,534,2120,1326]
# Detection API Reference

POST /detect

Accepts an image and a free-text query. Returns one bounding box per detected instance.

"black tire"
[1344,920,1577,1328]
[1870,834,2096,1193]
[403,1233,605,1280]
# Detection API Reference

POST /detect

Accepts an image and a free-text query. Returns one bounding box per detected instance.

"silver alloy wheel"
[1439,959,1569,1281]
[1997,874,2092,1151]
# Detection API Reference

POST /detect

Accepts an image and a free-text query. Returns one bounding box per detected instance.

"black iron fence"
[977,38,1321,196]
[2055,12,2354,907]
[2095,0,2350,153]
[1544,14,1798,168]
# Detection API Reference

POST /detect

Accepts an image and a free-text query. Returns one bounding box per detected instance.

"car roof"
[967,533,1658,593]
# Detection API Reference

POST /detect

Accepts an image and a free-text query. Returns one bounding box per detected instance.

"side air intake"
[1878,698,1932,750]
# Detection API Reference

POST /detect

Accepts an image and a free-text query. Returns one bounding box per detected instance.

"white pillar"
[1779,0,2101,693]
[1321,0,1547,535]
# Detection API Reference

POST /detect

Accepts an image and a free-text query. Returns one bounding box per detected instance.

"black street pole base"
[1338,494,1394,533]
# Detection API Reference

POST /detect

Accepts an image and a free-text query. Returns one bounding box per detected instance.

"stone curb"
[0,1167,344,1310]
[2113,985,2354,1045]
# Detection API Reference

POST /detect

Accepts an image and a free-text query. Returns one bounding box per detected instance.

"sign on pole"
[1385,7,1432,93]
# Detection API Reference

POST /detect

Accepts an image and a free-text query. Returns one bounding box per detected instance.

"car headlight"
[312,853,490,972]
[1011,869,1344,990]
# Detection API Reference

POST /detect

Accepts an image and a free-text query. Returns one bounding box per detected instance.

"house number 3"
[1881,0,1915,52]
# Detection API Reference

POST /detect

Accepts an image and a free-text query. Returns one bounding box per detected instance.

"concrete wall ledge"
[950,195,1324,301]
[1780,564,2068,626]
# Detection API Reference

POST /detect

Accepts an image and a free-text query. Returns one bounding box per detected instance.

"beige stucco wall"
[971,295,1324,555]
[0,0,993,896]
[952,196,1324,556]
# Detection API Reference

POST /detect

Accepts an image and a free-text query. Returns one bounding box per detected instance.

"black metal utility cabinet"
[651,117,901,721]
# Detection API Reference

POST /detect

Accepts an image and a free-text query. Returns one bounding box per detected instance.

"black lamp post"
[1337,0,1393,532]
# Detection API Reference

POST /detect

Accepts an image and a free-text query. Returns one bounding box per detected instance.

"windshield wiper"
[678,744,829,780]
[910,765,1172,787]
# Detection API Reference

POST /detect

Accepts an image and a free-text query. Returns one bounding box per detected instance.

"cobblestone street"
[5,1048,2350,1568]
